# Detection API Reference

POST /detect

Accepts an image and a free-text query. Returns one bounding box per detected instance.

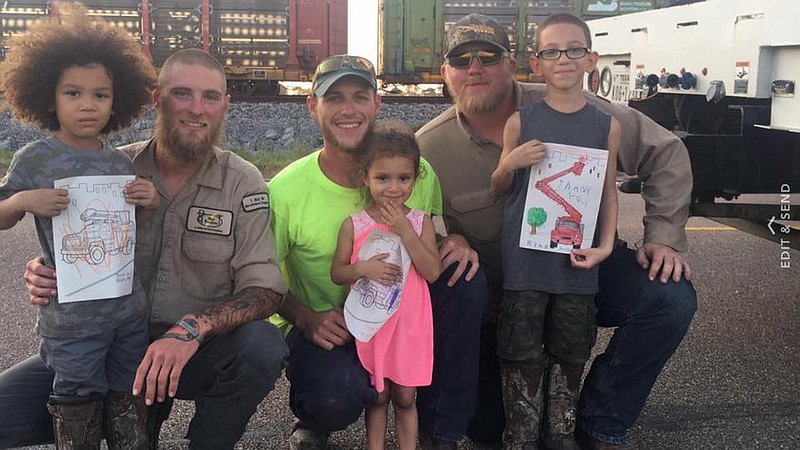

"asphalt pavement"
[1,193,798,449]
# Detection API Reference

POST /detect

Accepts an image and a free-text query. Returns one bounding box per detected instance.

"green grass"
[233,143,316,180]
[0,149,11,176]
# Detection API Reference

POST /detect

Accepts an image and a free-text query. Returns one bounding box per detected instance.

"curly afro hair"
[0,2,157,134]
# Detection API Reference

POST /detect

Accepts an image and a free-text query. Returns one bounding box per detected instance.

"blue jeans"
[577,245,697,444]
[466,244,697,444]
[0,320,287,450]
[418,263,486,442]
[286,264,487,443]
[285,329,377,432]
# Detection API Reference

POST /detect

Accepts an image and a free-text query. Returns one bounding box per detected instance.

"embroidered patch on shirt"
[242,193,270,212]
[187,206,233,236]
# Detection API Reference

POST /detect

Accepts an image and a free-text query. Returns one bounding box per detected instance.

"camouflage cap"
[444,14,511,57]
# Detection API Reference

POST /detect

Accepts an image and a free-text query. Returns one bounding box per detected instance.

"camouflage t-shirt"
[0,137,147,339]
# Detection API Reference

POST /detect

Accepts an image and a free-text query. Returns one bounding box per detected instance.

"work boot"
[47,395,103,449]
[543,359,584,450]
[500,360,545,450]
[574,427,640,450]
[103,391,148,450]
[288,419,329,450]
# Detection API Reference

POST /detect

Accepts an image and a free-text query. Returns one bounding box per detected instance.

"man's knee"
[662,279,698,324]
[292,374,371,432]
[430,263,487,318]
[229,321,288,391]
[287,336,374,432]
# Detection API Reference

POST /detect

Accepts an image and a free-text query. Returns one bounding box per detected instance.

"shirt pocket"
[449,189,503,244]
[181,234,235,300]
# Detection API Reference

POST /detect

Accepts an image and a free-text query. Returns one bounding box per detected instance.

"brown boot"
[543,359,584,450]
[47,395,103,449]
[500,360,546,450]
[103,391,148,450]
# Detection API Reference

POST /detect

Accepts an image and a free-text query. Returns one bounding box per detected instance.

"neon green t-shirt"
[268,150,442,333]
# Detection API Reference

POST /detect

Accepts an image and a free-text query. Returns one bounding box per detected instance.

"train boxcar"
[0,0,347,95]
[377,0,669,85]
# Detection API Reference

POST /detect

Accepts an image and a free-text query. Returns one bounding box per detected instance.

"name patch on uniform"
[242,193,270,212]
[187,206,233,236]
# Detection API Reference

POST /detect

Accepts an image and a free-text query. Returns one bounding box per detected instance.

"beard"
[452,75,514,116]
[154,107,224,164]
[318,115,376,155]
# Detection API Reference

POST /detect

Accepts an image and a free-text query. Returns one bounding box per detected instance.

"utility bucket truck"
[586,0,799,247]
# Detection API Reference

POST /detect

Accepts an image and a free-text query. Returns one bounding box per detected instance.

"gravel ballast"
[0,101,452,154]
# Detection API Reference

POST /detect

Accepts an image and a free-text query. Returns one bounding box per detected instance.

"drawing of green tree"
[527,207,547,234]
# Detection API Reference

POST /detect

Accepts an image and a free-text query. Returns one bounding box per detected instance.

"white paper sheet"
[344,229,411,342]
[52,175,136,303]
[519,143,608,254]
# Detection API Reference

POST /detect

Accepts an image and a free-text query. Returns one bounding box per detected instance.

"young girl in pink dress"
[331,124,441,450]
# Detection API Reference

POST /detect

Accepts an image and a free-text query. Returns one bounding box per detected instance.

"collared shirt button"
[159,275,166,282]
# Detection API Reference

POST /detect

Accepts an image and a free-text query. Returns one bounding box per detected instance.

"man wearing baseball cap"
[310,54,378,97]
[268,54,488,450]
[443,12,512,58]
[414,12,696,450]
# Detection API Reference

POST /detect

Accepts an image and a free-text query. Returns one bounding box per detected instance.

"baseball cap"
[444,14,511,58]
[311,54,377,97]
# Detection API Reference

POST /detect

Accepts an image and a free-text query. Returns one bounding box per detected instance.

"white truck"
[586,0,799,247]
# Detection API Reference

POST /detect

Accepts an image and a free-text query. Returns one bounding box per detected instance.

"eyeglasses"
[535,47,590,61]
[446,50,506,69]
[313,55,375,80]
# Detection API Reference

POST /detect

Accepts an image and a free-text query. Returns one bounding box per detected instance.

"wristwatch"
[176,319,204,344]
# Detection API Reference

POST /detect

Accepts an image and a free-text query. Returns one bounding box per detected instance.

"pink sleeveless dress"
[350,209,434,393]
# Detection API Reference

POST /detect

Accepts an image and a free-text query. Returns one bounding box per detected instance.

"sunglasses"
[313,55,375,79]
[535,47,590,61]
[446,49,506,69]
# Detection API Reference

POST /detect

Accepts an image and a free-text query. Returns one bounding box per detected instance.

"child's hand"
[125,177,159,210]
[505,139,546,170]
[570,247,613,270]
[359,253,402,285]
[381,201,414,239]
[21,189,70,218]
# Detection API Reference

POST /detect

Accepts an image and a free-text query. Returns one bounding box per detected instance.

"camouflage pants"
[496,290,597,364]
[497,290,597,448]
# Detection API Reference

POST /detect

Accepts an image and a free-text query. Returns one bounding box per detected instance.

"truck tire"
[122,238,133,255]
[88,243,106,265]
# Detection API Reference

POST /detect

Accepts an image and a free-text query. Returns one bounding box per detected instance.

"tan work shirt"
[416,81,692,287]
[123,140,287,338]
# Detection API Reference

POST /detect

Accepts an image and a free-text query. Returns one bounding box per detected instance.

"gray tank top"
[501,101,611,294]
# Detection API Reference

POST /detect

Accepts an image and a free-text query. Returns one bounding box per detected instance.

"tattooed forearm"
[193,286,283,337]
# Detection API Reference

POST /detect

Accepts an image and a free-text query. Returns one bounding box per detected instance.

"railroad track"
[230,94,452,104]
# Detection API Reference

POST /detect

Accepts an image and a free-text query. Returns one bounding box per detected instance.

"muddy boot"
[500,360,545,450]
[104,391,148,450]
[543,359,584,450]
[47,395,103,449]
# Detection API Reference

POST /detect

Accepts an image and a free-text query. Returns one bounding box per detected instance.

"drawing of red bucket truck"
[534,156,587,249]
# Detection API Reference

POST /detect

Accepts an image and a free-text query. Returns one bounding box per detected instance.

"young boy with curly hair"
[0,4,158,448]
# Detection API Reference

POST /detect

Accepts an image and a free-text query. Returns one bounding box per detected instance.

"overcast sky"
[347,0,378,65]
